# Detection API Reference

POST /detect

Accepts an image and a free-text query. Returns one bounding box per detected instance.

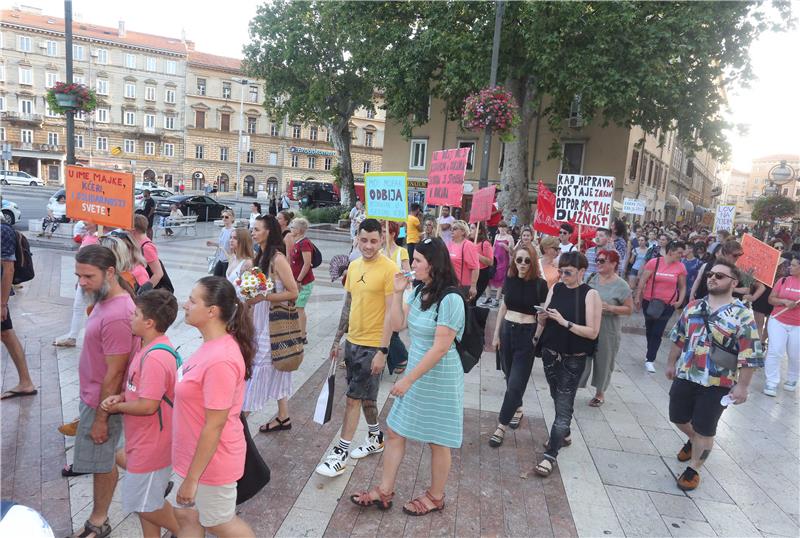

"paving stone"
[661,515,717,537]
[694,498,761,537]
[617,435,660,456]
[605,485,671,537]
[591,448,679,495]
[648,491,705,521]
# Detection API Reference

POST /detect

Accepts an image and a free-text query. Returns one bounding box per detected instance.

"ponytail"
[227,297,255,380]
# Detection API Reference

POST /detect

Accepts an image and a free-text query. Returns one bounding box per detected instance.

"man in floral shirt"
[666,259,763,491]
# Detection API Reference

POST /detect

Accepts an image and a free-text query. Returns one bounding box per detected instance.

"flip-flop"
[0,389,37,400]
[62,464,90,477]
[588,397,604,407]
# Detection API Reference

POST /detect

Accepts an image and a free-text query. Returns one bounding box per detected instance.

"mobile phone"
[534,305,547,313]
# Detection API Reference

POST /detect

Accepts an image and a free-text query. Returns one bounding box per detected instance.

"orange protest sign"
[65,165,134,230]
[736,233,780,287]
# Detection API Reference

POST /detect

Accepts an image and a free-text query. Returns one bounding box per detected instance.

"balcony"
[1,111,44,124]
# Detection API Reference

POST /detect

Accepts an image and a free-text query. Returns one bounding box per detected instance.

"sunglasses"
[515,257,531,264]
[706,271,734,281]
[558,269,575,277]
[775,245,784,250]
[559,231,569,235]
[596,258,608,264]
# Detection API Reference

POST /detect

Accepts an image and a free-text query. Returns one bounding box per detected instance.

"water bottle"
[720,394,735,407]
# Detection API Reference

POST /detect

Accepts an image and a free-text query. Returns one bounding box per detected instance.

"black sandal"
[259,417,292,433]
[489,426,505,447]
[74,518,111,538]
[62,464,90,477]
[509,409,524,429]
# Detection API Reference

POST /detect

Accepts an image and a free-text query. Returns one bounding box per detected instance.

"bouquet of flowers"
[462,86,521,142]
[46,82,98,114]
[235,267,274,300]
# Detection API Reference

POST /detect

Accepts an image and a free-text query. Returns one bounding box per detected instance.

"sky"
[6,0,799,172]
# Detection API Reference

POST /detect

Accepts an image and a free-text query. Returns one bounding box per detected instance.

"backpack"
[13,230,34,285]
[140,239,175,293]
[309,240,323,268]
[138,343,182,431]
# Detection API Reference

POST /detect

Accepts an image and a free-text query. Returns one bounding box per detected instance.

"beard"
[707,284,731,297]
[82,279,111,306]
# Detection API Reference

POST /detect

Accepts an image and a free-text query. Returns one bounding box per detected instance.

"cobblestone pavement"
[1,233,798,537]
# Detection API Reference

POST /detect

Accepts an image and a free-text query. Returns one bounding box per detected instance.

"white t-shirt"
[437,215,456,244]
[559,242,576,253]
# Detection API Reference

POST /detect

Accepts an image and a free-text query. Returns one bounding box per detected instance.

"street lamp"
[232,77,249,197]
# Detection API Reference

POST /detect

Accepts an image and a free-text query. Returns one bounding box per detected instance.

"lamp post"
[233,78,249,197]
[64,0,75,166]
[478,0,506,189]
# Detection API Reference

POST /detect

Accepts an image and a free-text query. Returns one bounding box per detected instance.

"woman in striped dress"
[350,237,465,516]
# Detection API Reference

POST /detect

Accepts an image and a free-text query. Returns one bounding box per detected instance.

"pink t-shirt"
[448,240,480,286]
[173,333,246,485]
[642,258,687,303]
[477,240,493,270]
[139,238,159,265]
[80,235,99,248]
[773,275,800,326]
[123,335,177,473]
[131,265,149,286]
[79,294,137,408]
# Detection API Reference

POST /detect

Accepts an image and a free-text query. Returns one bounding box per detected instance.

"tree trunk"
[497,75,537,224]
[327,116,356,208]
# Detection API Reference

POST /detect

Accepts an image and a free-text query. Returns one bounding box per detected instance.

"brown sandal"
[350,486,394,510]
[402,490,445,516]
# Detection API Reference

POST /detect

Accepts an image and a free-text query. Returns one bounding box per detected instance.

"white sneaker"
[351,432,384,459]
[480,297,493,306]
[784,381,797,392]
[763,383,778,397]
[645,362,656,373]
[315,446,349,477]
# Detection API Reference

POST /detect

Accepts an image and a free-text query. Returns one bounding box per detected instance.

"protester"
[133,215,165,292]
[627,231,649,288]
[269,194,278,216]
[582,250,633,406]
[484,221,513,307]
[645,232,670,262]
[471,223,495,304]
[690,240,746,302]
[447,220,480,302]
[100,290,180,537]
[316,219,396,477]
[421,216,437,241]
[277,210,295,253]
[584,227,614,280]
[635,240,687,373]
[515,226,534,251]
[538,236,560,289]
[533,251,601,476]
[611,220,629,276]
[53,222,99,348]
[489,244,548,446]
[38,193,69,238]
[350,237,465,516]
[280,190,291,211]
[763,254,800,396]
[349,200,366,240]
[141,190,156,239]
[406,203,423,260]
[682,242,705,304]
[666,259,762,491]
[382,221,410,374]
[289,217,315,343]
[206,209,235,277]
[69,245,137,538]
[437,206,455,244]
[248,202,262,230]
[173,276,255,537]
[225,228,255,291]
[708,229,731,256]
[558,223,576,255]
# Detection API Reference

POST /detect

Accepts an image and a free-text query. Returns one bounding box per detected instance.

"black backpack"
[141,239,174,293]
[13,230,34,285]
[307,239,323,268]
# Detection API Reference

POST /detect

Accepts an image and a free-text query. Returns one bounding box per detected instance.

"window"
[196,78,206,95]
[164,60,177,75]
[96,48,108,64]
[17,36,32,52]
[145,85,156,101]
[18,67,32,85]
[21,130,33,144]
[220,113,230,132]
[144,113,155,129]
[560,142,584,174]
[363,161,371,173]
[73,74,85,84]
[125,53,136,68]
[325,130,331,142]
[73,44,84,60]
[220,147,229,161]
[270,124,279,137]
[291,155,299,168]
[124,111,136,125]
[0,64,4,82]
[269,152,278,166]
[0,96,4,111]
[145,57,157,72]
[124,139,135,153]
[308,156,316,169]
[568,94,583,127]
[366,109,375,119]
[458,141,475,171]
[222,82,232,99]
[124,82,136,98]
[164,116,175,130]
[96,136,108,151]
[47,132,59,146]
[0,128,5,141]
[309,126,318,141]
[144,141,155,155]
[96,107,109,123]
[686,160,694,178]
[96,78,109,95]
[324,157,332,171]
[46,71,58,88]
[163,143,174,157]
[365,131,374,148]
[195,145,204,159]
[247,116,257,134]
[629,150,639,181]
[74,134,83,148]
[247,149,255,164]
[165,89,176,104]
[19,99,33,114]
[46,40,58,56]
[409,139,427,169]
[249,86,258,103]
[292,124,301,138]
[647,159,654,186]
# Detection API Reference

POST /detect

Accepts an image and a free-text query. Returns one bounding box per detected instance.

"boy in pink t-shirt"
[101,290,180,537]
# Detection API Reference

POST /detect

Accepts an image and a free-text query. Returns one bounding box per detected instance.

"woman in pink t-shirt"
[764,255,800,395]
[173,276,255,537]
[470,222,495,305]
[633,240,687,372]
[447,220,480,301]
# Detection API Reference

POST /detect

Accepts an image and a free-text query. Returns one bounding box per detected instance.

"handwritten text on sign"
[65,165,134,229]
[364,172,408,222]
[713,205,736,233]
[426,148,470,208]
[736,233,781,287]
[622,197,646,216]
[555,174,615,228]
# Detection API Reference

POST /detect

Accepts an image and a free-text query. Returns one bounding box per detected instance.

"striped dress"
[387,292,465,448]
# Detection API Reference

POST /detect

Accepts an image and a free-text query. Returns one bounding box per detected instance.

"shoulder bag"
[644,257,675,319]
[701,302,739,371]
[268,255,304,372]
[236,413,270,505]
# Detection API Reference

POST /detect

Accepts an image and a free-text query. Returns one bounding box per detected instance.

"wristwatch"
[567,322,574,330]
[378,347,389,355]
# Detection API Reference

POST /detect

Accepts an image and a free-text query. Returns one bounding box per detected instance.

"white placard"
[713,205,736,233]
[622,197,646,215]
[555,174,615,228]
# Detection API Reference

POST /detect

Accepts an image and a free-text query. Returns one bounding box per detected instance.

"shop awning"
[667,194,680,207]
[683,200,694,212]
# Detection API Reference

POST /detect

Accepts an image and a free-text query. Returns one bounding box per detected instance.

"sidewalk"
[1,244,798,537]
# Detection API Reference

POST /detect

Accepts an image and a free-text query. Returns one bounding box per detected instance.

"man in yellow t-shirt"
[316,218,397,478]
[406,203,423,261]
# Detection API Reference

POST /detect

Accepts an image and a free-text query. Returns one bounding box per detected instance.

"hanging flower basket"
[46,82,98,114]
[462,86,521,142]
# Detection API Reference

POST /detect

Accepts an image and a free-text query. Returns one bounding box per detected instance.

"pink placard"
[736,234,781,287]
[469,186,496,223]
[426,147,470,207]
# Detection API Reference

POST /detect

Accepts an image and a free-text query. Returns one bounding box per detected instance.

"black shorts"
[344,341,381,401]
[1,307,11,331]
[668,378,727,437]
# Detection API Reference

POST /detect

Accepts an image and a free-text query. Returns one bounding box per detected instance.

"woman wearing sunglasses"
[206,210,235,277]
[533,252,601,476]
[582,250,633,406]
[488,244,548,447]
[764,254,800,396]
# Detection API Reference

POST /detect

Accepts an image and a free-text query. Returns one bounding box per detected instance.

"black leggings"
[475,267,492,304]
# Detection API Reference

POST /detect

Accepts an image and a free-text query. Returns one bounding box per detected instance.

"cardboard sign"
[364,172,408,222]
[555,174,615,228]
[426,148,470,207]
[713,205,736,233]
[736,234,781,287]
[65,165,134,229]
[622,197,646,216]
[701,211,715,227]
[469,186,495,223]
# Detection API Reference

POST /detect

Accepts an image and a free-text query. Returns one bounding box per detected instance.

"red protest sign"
[469,186,495,223]
[736,233,781,287]
[533,182,560,235]
[426,148,470,207]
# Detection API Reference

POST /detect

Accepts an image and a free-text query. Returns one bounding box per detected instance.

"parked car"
[135,181,159,190]
[0,170,44,186]
[299,182,340,208]
[155,195,231,222]
[135,188,174,211]
[1,199,21,225]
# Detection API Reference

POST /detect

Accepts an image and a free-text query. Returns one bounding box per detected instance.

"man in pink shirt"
[70,245,137,538]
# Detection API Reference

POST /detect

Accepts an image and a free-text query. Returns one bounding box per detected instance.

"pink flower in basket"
[235,267,274,300]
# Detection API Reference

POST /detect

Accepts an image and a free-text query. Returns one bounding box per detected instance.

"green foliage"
[301,205,347,224]
[752,195,799,223]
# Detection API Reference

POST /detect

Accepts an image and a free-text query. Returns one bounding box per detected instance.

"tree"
[752,194,798,228]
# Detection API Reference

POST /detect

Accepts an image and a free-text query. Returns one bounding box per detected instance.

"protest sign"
[364,172,408,222]
[701,211,715,228]
[713,205,736,233]
[469,186,495,224]
[555,174,615,228]
[533,182,560,235]
[426,147,470,207]
[622,197,646,216]
[65,165,134,229]
[736,233,781,287]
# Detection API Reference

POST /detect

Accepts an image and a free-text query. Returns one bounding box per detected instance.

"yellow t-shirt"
[383,245,410,270]
[406,214,421,244]
[344,254,397,347]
